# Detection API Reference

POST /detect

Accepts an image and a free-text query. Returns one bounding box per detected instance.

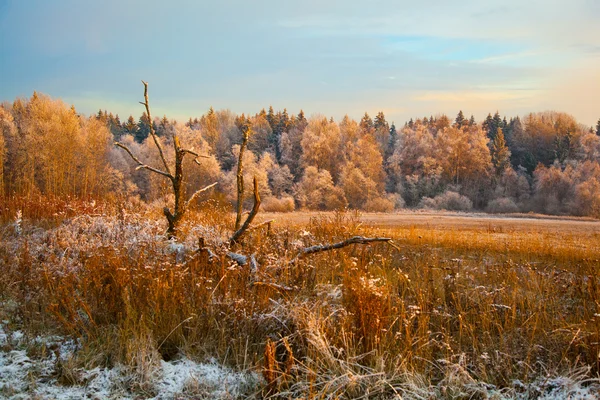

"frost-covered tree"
[578,132,600,161]
[300,116,342,181]
[294,166,346,210]
[247,113,273,156]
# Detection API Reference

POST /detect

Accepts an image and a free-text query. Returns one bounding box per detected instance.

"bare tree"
[115,81,216,238]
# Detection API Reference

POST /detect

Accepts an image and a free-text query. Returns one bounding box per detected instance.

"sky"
[1,0,599,127]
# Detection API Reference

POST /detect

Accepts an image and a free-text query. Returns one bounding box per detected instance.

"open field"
[1,208,600,398]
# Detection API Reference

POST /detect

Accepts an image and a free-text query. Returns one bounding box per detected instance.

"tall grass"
[1,205,599,397]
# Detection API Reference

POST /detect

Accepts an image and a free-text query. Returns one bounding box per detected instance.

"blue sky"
[1,0,599,126]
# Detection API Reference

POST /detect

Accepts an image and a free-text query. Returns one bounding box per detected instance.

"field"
[1,207,600,399]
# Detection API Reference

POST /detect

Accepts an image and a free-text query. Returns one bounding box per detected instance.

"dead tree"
[115,81,216,238]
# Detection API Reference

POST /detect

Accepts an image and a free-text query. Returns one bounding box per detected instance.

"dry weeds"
[1,206,599,398]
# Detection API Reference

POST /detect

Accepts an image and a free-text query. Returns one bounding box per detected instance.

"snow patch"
[0,324,260,399]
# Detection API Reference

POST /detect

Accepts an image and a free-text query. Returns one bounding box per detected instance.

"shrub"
[486,197,520,214]
[363,197,395,212]
[261,196,296,213]
[419,191,473,211]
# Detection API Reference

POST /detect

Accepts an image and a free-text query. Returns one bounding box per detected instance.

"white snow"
[0,324,261,399]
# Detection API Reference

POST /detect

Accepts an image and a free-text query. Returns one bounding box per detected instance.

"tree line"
[1,92,600,217]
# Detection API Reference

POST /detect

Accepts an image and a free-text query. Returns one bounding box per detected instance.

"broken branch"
[185,182,218,209]
[235,128,250,231]
[290,236,395,264]
[229,176,261,246]
[141,80,172,176]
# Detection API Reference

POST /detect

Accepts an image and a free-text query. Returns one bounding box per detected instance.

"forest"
[1,91,600,219]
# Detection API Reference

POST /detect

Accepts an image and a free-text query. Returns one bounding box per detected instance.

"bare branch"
[290,236,395,264]
[229,176,261,246]
[114,142,172,178]
[181,148,199,157]
[185,182,218,209]
[193,156,211,165]
[141,80,172,176]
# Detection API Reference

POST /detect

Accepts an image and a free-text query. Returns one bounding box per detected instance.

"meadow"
[1,203,600,398]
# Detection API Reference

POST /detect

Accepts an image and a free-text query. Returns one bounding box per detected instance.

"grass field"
[1,208,600,398]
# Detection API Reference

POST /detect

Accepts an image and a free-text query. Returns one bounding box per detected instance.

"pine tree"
[408,118,414,129]
[360,112,374,133]
[279,108,290,132]
[596,118,600,136]
[374,111,389,131]
[124,115,138,138]
[297,110,306,125]
[386,123,397,160]
[267,106,276,131]
[554,130,573,163]
[483,113,494,138]
[469,115,476,126]
[491,128,510,175]
[136,112,151,143]
[454,110,465,127]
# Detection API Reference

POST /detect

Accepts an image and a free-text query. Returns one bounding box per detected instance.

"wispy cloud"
[0,0,599,125]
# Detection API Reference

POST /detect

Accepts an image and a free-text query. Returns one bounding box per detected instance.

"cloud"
[0,0,599,126]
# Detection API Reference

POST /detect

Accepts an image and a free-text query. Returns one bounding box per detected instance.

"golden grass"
[1,207,600,398]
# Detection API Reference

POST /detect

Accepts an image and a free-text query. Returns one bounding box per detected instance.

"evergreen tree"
[124,115,138,138]
[554,130,574,163]
[360,112,374,133]
[136,112,151,143]
[96,109,107,123]
[386,123,397,160]
[266,106,277,131]
[483,113,494,137]
[373,111,390,155]
[454,110,465,127]
[408,118,414,129]
[107,113,124,139]
[596,118,600,136]
[374,111,389,131]
[469,115,476,126]
[297,110,306,126]
[156,115,170,137]
[490,128,511,175]
[279,108,290,133]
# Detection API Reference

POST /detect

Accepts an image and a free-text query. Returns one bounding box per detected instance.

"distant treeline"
[1,92,600,217]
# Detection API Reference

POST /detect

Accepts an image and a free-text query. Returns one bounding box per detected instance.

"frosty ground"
[1,210,600,399]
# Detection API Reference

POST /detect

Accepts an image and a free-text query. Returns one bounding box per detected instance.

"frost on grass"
[0,324,261,399]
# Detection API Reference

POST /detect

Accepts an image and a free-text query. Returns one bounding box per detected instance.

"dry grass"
[1,205,600,398]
